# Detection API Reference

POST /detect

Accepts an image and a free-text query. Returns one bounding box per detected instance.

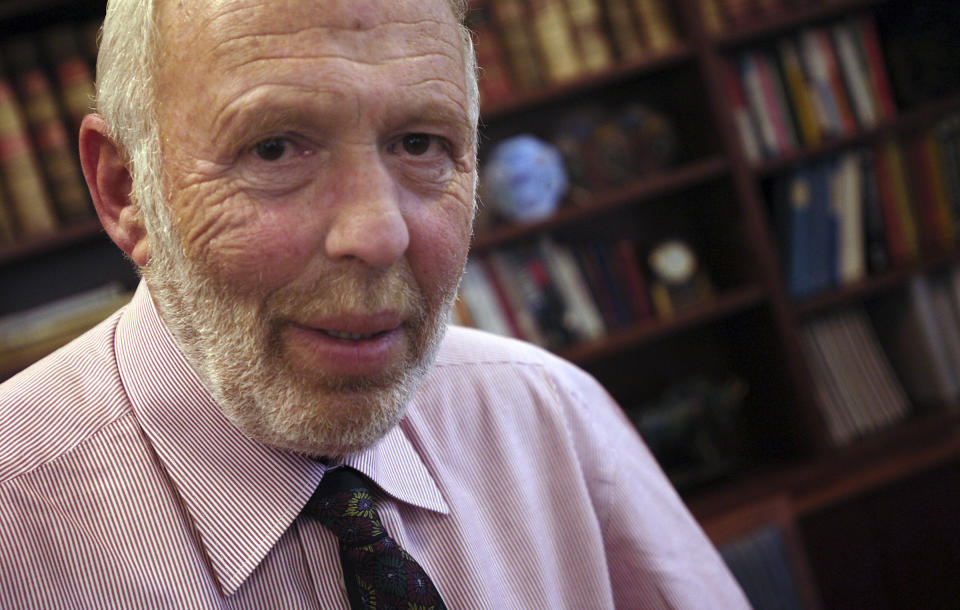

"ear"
[79,113,150,266]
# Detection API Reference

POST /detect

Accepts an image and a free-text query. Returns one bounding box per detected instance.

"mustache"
[264,261,425,321]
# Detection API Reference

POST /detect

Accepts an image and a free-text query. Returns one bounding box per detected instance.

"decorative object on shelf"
[628,375,748,490]
[481,134,569,223]
[647,239,714,317]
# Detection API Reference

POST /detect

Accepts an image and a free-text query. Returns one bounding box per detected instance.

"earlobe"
[78,113,149,266]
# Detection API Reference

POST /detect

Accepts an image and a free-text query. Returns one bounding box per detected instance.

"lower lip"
[284,324,407,377]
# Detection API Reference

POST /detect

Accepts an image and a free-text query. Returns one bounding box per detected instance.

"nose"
[324,155,410,267]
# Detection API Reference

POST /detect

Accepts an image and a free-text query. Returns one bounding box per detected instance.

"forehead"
[155,0,466,108]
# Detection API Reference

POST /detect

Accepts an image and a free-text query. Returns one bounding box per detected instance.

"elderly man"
[0,0,748,607]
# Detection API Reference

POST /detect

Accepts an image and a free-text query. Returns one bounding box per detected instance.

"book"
[721,59,762,163]
[776,165,815,298]
[0,283,132,378]
[562,0,614,73]
[609,237,652,321]
[489,0,545,90]
[719,525,806,610]
[466,0,517,106]
[739,53,779,159]
[536,235,607,341]
[0,61,58,238]
[905,131,953,255]
[798,27,852,137]
[458,258,515,338]
[528,0,584,83]
[697,0,725,35]
[873,139,918,265]
[631,0,679,53]
[852,12,896,121]
[801,306,912,445]
[756,49,799,155]
[40,26,96,134]
[601,0,645,61]
[487,249,548,344]
[870,276,960,410]
[4,36,92,224]
[830,20,878,129]
[832,151,866,286]
[884,139,921,260]
[0,188,15,244]
[935,115,960,229]
[776,37,822,147]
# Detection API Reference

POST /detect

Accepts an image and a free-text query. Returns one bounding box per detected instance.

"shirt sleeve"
[545,359,751,609]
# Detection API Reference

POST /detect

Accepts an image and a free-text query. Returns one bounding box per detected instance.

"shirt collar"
[115,281,448,596]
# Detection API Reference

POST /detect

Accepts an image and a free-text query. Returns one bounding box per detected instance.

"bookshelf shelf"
[479,45,696,122]
[558,285,767,366]
[688,409,960,521]
[2,0,960,606]
[472,156,729,251]
[0,219,104,267]
[793,249,960,318]
[713,0,885,48]
[753,92,960,176]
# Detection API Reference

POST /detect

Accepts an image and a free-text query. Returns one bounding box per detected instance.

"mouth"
[320,329,391,341]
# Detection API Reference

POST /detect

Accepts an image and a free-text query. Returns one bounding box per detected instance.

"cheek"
[406,199,474,303]
[186,203,319,291]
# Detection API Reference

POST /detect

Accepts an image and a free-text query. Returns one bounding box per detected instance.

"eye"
[253,137,289,161]
[401,133,434,156]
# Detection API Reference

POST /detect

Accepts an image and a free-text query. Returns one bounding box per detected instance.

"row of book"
[800,267,960,447]
[724,12,896,162]
[0,282,132,380]
[700,0,847,35]
[0,22,101,247]
[468,0,680,106]
[454,235,658,350]
[771,115,960,299]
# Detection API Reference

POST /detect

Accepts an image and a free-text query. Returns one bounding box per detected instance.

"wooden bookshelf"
[2,0,960,607]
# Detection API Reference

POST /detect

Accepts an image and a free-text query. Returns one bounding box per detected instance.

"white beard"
[140,203,452,458]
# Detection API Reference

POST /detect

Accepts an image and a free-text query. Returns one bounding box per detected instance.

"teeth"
[323,330,380,340]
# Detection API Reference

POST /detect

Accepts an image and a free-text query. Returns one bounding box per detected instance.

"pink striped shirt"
[0,282,748,608]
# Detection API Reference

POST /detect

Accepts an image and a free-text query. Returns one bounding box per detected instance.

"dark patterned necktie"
[305,466,447,610]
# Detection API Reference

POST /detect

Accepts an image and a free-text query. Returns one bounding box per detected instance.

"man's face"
[144,0,476,456]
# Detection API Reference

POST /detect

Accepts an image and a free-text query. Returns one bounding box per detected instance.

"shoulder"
[0,310,131,482]
[434,325,614,407]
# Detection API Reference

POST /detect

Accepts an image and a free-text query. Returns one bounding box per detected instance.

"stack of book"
[454,235,653,350]
[0,22,100,248]
[772,115,960,299]
[800,305,912,447]
[868,270,960,413]
[467,0,681,106]
[723,12,895,162]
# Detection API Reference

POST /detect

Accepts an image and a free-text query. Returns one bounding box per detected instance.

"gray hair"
[95,0,479,232]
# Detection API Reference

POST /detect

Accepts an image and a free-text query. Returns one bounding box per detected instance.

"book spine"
[6,37,92,224]
[490,0,545,90]
[528,0,585,83]
[0,72,58,237]
[562,0,614,73]
[853,13,897,121]
[831,21,878,129]
[41,27,96,134]
[467,0,517,106]
[776,37,822,147]
[721,59,762,162]
[631,0,679,53]
[601,0,646,60]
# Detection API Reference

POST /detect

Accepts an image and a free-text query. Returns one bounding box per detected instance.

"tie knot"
[307,467,387,546]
